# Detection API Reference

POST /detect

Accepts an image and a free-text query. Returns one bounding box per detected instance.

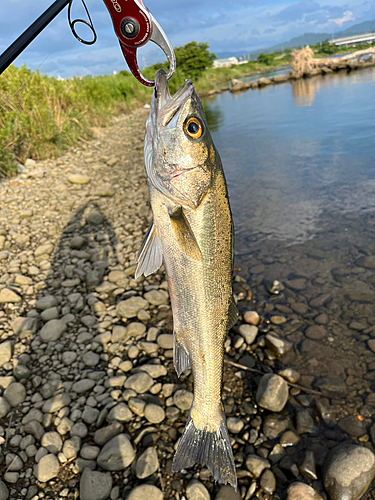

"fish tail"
[172,411,237,490]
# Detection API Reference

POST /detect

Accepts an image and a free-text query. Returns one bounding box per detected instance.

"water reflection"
[292,78,315,107]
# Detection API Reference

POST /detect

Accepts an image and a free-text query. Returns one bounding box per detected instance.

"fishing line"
[0,30,70,113]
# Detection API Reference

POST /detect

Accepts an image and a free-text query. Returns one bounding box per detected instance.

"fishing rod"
[0,0,175,86]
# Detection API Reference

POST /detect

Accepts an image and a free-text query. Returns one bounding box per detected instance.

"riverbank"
[1,105,375,500]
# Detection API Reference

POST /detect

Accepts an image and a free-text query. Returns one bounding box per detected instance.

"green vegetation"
[1,38,373,176]
[310,38,375,57]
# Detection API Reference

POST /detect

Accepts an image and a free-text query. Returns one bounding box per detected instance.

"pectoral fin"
[169,207,202,261]
[228,295,238,330]
[135,222,163,279]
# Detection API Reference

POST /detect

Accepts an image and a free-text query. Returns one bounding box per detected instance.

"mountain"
[239,19,375,60]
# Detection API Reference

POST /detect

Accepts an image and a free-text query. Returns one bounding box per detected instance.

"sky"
[0,0,374,78]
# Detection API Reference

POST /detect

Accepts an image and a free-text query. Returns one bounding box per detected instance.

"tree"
[174,42,216,81]
[257,53,273,65]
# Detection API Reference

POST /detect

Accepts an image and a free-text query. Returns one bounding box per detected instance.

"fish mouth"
[154,69,194,127]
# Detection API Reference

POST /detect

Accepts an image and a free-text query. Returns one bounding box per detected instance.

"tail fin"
[172,413,237,490]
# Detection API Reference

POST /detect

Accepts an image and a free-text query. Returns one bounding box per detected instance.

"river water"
[204,68,375,426]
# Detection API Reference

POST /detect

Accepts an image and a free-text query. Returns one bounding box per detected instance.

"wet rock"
[263,414,288,439]
[39,319,67,342]
[227,417,244,434]
[243,311,260,326]
[265,334,292,356]
[260,469,276,494]
[3,382,26,406]
[314,378,348,398]
[288,278,306,290]
[286,482,323,500]
[215,486,240,500]
[278,367,300,383]
[96,434,135,471]
[296,409,315,434]
[125,485,163,500]
[174,389,194,411]
[136,447,159,478]
[338,416,366,438]
[246,454,270,478]
[280,430,300,447]
[80,468,113,500]
[34,453,60,482]
[125,372,154,394]
[300,450,317,480]
[238,324,258,344]
[270,315,286,325]
[256,373,289,412]
[186,480,210,500]
[305,325,326,340]
[0,341,12,367]
[323,444,375,500]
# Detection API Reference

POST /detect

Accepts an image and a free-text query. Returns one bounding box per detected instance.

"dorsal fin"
[169,207,202,261]
[135,222,163,279]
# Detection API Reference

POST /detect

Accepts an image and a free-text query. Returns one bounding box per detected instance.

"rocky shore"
[1,107,375,500]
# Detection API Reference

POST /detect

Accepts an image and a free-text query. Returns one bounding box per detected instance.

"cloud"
[333,10,355,26]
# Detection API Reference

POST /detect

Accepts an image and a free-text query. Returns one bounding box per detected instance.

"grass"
[0,40,373,176]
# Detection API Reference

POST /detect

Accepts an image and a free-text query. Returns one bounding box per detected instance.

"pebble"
[107,403,133,422]
[227,417,244,434]
[260,469,276,493]
[215,485,241,500]
[138,364,167,378]
[41,432,63,454]
[39,319,67,342]
[246,454,270,478]
[186,480,210,500]
[144,404,165,424]
[94,423,123,446]
[80,468,113,500]
[265,334,292,356]
[263,414,288,439]
[135,447,159,478]
[3,382,26,406]
[314,378,348,398]
[116,296,149,319]
[0,288,22,303]
[286,482,323,500]
[144,289,169,306]
[174,389,194,411]
[243,310,260,325]
[238,324,258,344]
[125,372,154,394]
[0,481,8,500]
[156,333,173,349]
[305,325,326,340]
[323,444,375,500]
[0,341,12,367]
[124,485,163,500]
[256,373,289,412]
[0,397,10,418]
[96,434,136,471]
[34,453,60,482]
[42,393,71,413]
[67,174,90,184]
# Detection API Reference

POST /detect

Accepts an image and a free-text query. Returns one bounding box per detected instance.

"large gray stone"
[80,468,112,500]
[238,324,258,345]
[136,447,159,478]
[215,485,241,500]
[0,398,10,418]
[174,389,194,411]
[39,319,66,342]
[256,374,289,412]
[96,434,135,471]
[138,364,167,378]
[42,393,71,413]
[0,480,9,500]
[36,295,58,310]
[107,403,133,423]
[323,444,375,500]
[144,289,169,306]
[125,485,163,500]
[0,289,22,303]
[41,432,63,454]
[245,454,270,478]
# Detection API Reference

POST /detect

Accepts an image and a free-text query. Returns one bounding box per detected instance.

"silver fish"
[136,69,237,489]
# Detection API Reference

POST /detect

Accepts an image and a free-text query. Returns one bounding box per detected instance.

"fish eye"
[184,117,203,139]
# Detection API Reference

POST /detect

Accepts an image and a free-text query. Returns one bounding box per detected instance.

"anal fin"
[173,335,191,377]
[135,221,163,279]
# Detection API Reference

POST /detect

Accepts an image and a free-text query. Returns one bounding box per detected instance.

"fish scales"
[136,69,237,489]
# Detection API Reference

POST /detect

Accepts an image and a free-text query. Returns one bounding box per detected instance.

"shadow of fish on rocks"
[0,198,176,500]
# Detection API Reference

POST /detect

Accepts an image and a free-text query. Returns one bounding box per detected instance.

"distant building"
[213,57,239,68]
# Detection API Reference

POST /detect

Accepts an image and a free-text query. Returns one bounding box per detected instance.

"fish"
[136,69,238,489]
